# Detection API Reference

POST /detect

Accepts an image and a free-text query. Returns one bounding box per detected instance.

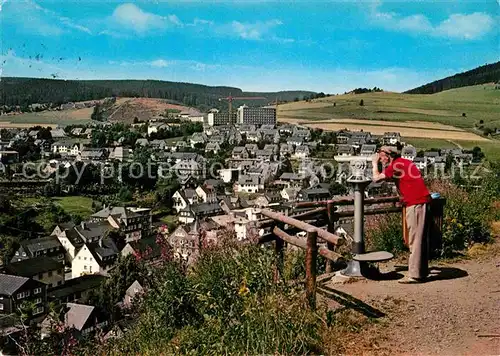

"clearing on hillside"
[106,97,200,123]
[0,97,201,126]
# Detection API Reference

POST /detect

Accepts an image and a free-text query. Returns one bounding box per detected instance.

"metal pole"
[306,229,317,310]
[353,184,366,255]
[341,181,370,277]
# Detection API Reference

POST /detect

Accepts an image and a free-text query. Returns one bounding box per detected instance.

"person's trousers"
[405,204,429,279]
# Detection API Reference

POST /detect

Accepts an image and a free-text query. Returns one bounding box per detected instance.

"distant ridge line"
[404,61,500,94]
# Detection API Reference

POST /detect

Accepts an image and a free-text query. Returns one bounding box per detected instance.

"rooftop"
[0,274,30,296]
[6,256,64,277]
[65,303,95,331]
[48,275,106,300]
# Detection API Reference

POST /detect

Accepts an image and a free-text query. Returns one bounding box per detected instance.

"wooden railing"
[258,195,403,309]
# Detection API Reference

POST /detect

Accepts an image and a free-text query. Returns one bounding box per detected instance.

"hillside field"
[279,83,500,129]
[0,97,198,126]
[278,84,500,159]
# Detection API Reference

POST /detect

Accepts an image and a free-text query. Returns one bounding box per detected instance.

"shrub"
[428,180,493,256]
[103,235,324,355]
[283,247,328,282]
[366,213,406,254]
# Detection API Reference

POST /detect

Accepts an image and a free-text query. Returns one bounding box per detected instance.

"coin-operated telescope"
[336,156,393,277]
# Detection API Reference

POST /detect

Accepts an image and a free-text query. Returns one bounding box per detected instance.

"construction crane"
[218,94,267,124]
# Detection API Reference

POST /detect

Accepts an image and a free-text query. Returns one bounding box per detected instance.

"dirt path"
[447,140,463,149]
[321,253,500,355]
[107,98,133,121]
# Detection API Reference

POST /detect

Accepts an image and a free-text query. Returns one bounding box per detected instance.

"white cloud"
[109,3,182,34]
[371,4,494,40]
[230,19,283,40]
[98,30,131,39]
[149,59,170,68]
[0,0,8,12]
[435,13,495,40]
[187,18,215,27]
[1,0,91,36]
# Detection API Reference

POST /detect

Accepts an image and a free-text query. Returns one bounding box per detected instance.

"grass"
[404,138,459,150]
[17,196,46,208]
[279,84,500,160]
[1,109,92,126]
[402,137,500,160]
[279,84,500,129]
[159,214,178,225]
[52,196,94,218]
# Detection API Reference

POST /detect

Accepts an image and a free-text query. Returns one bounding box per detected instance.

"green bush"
[103,236,324,355]
[366,213,406,254]
[430,180,493,256]
[283,248,328,282]
[173,293,322,355]
[431,175,500,257]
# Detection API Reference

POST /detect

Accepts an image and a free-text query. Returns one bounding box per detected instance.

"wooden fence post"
[306,228,317,310]
[274,222,285,282]
[326,201,337,273]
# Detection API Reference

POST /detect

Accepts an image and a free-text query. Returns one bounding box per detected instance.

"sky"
[0,0,498,93]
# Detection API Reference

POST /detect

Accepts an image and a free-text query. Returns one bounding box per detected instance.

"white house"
[195,185,217,203]
[71,239,119,279]
[293,145,310,159]
[424,151,440,164]
[52,141,82,156]
[402,146,417,161]
[148,122,168,136]
[281,187,301,202]
[414,157,427,170]
[205,142,220,155]
[219,168,239,183]
[383,132,401,145]
[172,188,198,213]
[235,175,264,193]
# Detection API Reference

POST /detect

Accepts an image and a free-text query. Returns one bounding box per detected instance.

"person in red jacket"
[372,146,431,283]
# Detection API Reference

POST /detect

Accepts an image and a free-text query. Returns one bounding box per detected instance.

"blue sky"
[1,0,498,93]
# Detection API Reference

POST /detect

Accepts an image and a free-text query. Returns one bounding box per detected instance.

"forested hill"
[405,62,500,94]
[0,77,315,111]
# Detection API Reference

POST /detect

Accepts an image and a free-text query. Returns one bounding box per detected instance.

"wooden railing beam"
[273,227,343,262]
[261,209,344,246]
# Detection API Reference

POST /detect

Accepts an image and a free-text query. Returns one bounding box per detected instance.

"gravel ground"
[322,250,500,355]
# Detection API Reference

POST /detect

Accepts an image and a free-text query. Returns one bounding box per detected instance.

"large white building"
[236,105,276,126]
[207,111,237,126]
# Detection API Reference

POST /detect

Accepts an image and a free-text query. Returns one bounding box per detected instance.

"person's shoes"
[398,277,425,284]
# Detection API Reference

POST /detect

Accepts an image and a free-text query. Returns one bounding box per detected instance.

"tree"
[91,103,103,121]
[91,130,107,147]
[37,127,53,141]
[482,127,494,136]
[12,138,41,162]
[471,146,484,161]
[89,255,146,319]
[118,186,133,202]
[329,182,348,195]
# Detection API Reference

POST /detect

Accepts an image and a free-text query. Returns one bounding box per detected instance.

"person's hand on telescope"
[371,153,380,165]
